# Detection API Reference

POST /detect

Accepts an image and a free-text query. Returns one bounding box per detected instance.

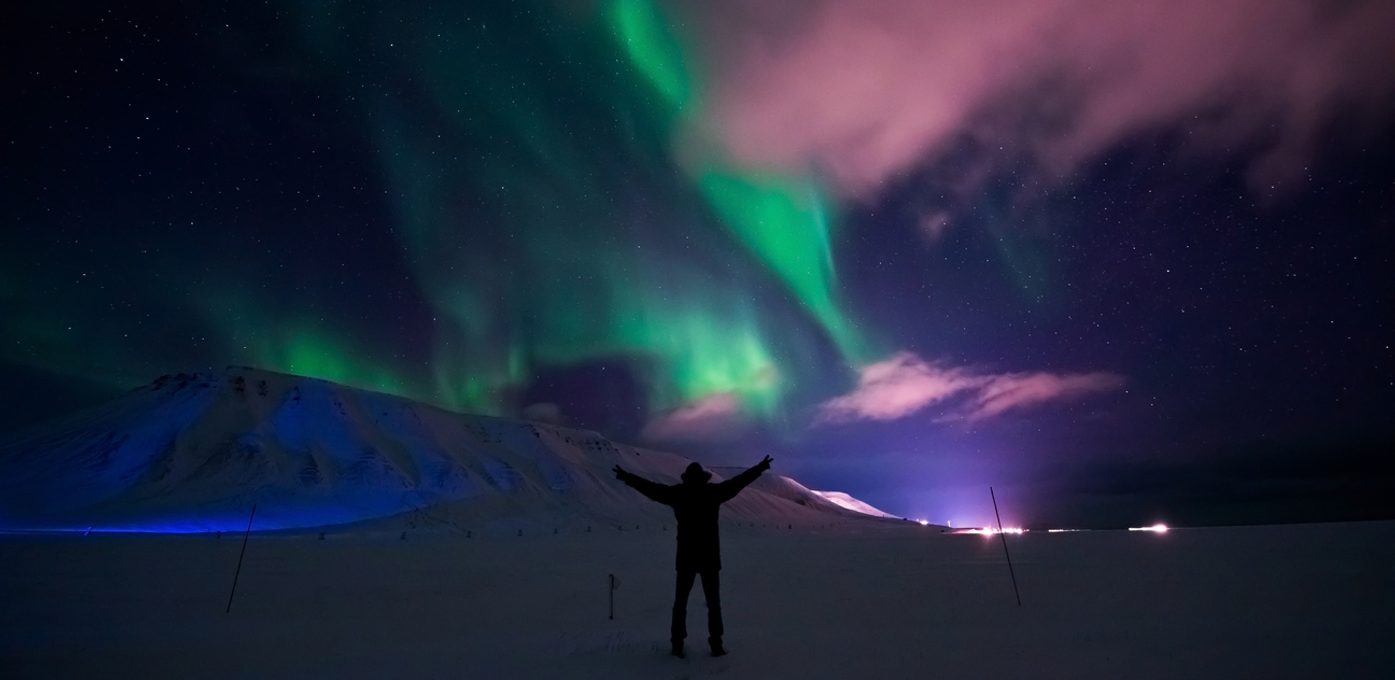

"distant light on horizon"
[954,526,1025,537]
[1128,523,1170,533]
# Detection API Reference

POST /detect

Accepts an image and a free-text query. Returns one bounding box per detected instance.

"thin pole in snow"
[608,573,616,620]
[225,503,257,614]
[990,487,1022,607]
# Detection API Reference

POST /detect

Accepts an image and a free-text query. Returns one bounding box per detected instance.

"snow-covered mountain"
[0,367,898,533]
[741,473,898,519]
[811,490,898,518]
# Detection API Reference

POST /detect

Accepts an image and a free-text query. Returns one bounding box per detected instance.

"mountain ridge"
[0,366,901,533]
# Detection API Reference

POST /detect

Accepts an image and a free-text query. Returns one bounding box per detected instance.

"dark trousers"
[671,569,723,643]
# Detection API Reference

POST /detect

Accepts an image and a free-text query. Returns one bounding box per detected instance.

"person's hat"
[681,462,711,483]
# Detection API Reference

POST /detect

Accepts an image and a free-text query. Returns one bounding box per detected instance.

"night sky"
[4,1,1393,528]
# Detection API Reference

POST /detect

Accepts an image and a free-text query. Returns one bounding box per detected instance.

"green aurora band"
[3,0,875,431]
[313,0,873,422]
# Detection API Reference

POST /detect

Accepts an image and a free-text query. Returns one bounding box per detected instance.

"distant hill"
[0,367,899,533]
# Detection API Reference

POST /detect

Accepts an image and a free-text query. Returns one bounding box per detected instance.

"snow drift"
[0,367,896,533]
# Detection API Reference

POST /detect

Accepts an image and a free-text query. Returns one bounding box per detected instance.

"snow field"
[3,520,1392,678]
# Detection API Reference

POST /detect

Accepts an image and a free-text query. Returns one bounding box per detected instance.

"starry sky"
[4,0,1393,528]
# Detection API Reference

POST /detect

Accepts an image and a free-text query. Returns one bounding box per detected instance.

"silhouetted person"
[613,455,772,658]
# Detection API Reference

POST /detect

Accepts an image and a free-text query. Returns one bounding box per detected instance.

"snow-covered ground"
[4,520,1391,678]
[810,489,897,518]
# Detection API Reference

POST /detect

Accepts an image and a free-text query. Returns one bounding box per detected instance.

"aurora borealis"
[6,0,872,422]
[4,0,1393,527]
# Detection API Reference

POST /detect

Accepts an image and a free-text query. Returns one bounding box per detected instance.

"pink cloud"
[682,0,1395,196]
[964,371,1127,422]
[817,352,981,423]
[817,351,1124,425]
[641,392,748,443]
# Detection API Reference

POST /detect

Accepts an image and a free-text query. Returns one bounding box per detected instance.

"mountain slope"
[0,367,895,533]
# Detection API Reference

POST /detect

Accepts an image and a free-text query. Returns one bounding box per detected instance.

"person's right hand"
[757,455,773,471]
[612,465,627,480]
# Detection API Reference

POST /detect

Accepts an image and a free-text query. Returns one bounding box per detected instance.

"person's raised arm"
[715,455,773,503]
[613,465,676,505]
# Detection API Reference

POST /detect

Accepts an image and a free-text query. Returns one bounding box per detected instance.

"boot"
[709,637,727,657]
[670,640,685,658]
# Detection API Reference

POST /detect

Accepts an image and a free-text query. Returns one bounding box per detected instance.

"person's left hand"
[613,465,628,480]
[757,455,773,471]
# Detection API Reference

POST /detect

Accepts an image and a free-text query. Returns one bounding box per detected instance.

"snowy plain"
[3,520,1392,679]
